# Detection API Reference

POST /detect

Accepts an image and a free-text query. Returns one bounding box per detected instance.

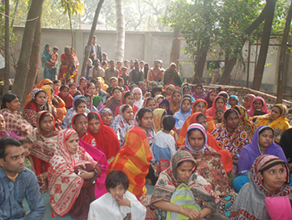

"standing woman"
[107,107,153,199]
[0,93,33,137]
[163,63,183,88]
[42,44,56,81]
[169,90,183,114]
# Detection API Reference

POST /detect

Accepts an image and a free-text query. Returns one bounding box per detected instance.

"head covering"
[265,196,292,220]
[169,90,182,114]
[233,105,255,139]
[218,91,229,101]
[185,123,207,152]
[106,95,121,115]
[206,96,227,118]
[191,84,206,100]
[153,108,167,133]
[191,99,208,114]
[111,104,135,135]
[204,89,216,108]
[248,96,269,117]
[77,77,87,94]
[243,94,256,109]
[41,44,51,68]
[25,88,48,111]
[98,107,113,126]
[229,95,240,106]
[159,99,173,115]
[133,87,143,108]
[173,96,192,129]
[87,111,120,160]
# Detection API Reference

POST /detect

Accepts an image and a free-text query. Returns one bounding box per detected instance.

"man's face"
[0,146,25,176]
[94,60,100,67]
[110,61,115,69]
[92,37,96,45]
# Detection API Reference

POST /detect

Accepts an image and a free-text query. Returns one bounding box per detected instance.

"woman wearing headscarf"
[48,129,102,219]
[233,105,255,140]
[159,99,173,115]
[248,96,270,117]
[204,89,217,109]
[169,90,182,114]
[254,104,290,143]
[230,155,292,219]
[173,95,192,130]
[133,87,143,108]
[192,84,207,100]
[233,125,287,192]
[150,150,219,219]
[242,94,255,110]
[106,87,122,114]
[181,85,195,102]
[163,62,183,88]
[77,77,87,95]
[180,124,237,217]
[206,96,228,118]
[42,44,56,81]
[98,108,114,126]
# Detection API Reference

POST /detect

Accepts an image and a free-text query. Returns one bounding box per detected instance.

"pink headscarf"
[248,96,270,117]
[265,196,292,220]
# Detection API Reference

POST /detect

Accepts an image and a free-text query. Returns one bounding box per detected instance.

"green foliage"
[58,0,84,16]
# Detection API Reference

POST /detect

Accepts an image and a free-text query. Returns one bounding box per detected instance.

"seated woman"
[27,111,59,193]
[233,125,287,192]
[173,95,192,132]
[204,89,217,109]
[169,90,183,114]
[106,86,122,114]
[112,104,135,147]
[77,76,87,95]
[242,94,255,111]
[164,84,175,100]
[181,85,195,102]
[279,128,292,170]
[143,97,156,111]
[159,99,173,115]
[248,96,269,117]
[48,129,102,219]
[58,85,74,110]
[233,105,255,140]
[150,150,219,219]
[88,170,146,220]
[0,93,33,137]
[180,123,236,217]
[99,108,113,126]
[87,82,103,110]
[115,91,139,116]
[0,113,21,139]
[230,155,292,219]
[206,96,227,118]
[107,108,153,199]
[192,84,207,100]
[133,87,143,108]
[87,111,120,162]
[212,109,250,172]
[254,104,290,143]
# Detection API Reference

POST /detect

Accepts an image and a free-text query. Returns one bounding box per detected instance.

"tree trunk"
[20,9,42,109]
[251,0,277,90]
[67,4,74,49]
[12,0,44,101]
[11,0,19,29]
[169,28,181,65]
[276,2,292,103]
[81,0,104,77]
[4,0,9,95]
[219,58,237,84]
[192,45,209,84]
[114,0,125,62]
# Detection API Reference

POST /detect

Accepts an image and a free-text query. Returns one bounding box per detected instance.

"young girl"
[192,84,207,99]
[118,77,129,92]
[228,95,240,108]
[133,87,143,108]
[115,91,139,116]
[19,138,34,172]
[84,93,98,112]
[87,82,103,110]
[58,85,73,110]
[155,95,164,108]
[112,104,135,147]
[99,108,114,126]
[88,170,146,220]
[173,96,192,131]
[53,80,61,95]
[143,97,156,111]
[106,87,122,115]
[77,77,87,95]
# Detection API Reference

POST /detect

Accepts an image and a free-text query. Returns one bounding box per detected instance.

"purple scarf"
[106,97,121,115]
[192,84,207,100]
[159,99,173,115]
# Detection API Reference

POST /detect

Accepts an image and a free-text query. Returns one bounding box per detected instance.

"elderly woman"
[180,123,237,217]
[150,150,219,219]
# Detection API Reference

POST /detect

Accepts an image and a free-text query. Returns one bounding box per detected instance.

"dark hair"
[216,109,224,114]
[273,105,283,115]
[218,93,228,100]
[53,80,60,84]
[73,113,86,125]
[177,160,195,168]
[39,112,53,123]
[172,90,182,97]
[124,91,133,100]
[182,98,192,105]
[110,77,118,82]
[53,46,58,51]
[162,115,175,131]
[102,61,107,65]
[145,97,155,106]
[60,85,69,92]
[69,83,77,88]
[19,138,33,145]
[118,77,124,83]
[87,82,95,89]
[134,61,139,65]
[87,112,99,121]
[105,170,129,191]
[259,126,274,136]
[136,107,153,122]
[195,84,203,89]
[223,109,238,120]
[1,93,18,109]
[90,79,98,84]
[34,90,47,99]
[84,93,91,101]
[112,86,122,93]
[0,137,22,159]
[74,98,87,111]
[206,213,228,220]
[196,113,206,121]
[215,96,225,103]
[121,104,131,113]
[253,109,265,116]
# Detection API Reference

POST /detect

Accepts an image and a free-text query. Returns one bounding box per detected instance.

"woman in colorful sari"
[0,113,21,139]
[163,63,183,88]
[212,109,251,172]
[87,111,120,162]
[107,108,153,199]
[169,90,183,114]
[150,150,219,219]
[58,46,78,84]
[192,84,207,100]
[173,95,192,131]
[248,96,270,117]
[233,125,287,193]
[27,111,59,193]
[204,89,217,109]
[233,105,255,140]
[180,124,236,217]
[181,85,195,102]
[48,129,102,219]
[230,155,292,219]
[1,93,33,137]
[42,44,56,81]
[206,96,228,118]
[254,104,290,143]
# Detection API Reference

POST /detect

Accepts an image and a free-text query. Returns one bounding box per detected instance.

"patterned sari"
[233,105,255,140]
[58,51,78,84]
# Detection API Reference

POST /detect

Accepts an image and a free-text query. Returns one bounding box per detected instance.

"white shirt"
[154,131,176,156]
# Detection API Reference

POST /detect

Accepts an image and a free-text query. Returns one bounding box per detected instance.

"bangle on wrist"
[179,207,184,214]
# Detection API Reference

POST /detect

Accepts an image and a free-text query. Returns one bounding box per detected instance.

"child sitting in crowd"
[53,80,61,95]
[19,138,35,172]
[107,77,119,95]
[215,109,224,124]
[58,85,73,110]
[69,83,82,97]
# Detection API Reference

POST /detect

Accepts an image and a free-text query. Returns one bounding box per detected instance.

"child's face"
[125,95,134,106]
[53,49,58,54]
[243,97,252,109]
[60,88,69,97]
[69,86,77,95]
[118,80,124,87]
[182,100,191,113]
[156,98,163,108]
[80,79,87,87]
[22,143,32,157]
[229,97,238,107]
[53,82,61,91]
[216,111,224,120]
[110,80,118,87]
[160,104,168,111]
[109,183,126,200]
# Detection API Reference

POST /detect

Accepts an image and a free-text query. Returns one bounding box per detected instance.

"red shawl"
[206,96,227,118]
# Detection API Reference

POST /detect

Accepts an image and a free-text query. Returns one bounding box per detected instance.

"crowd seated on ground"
[1,48,292,220]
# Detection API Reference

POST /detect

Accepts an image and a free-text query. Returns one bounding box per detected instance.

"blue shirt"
[0,167,45,220]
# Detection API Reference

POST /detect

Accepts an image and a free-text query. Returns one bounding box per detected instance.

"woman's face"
[86,97,91,108]
[188,129,205,151]
[60,88,69,98]
[139,112,153,130]
[229,97,238,107]
[196,115,208,131]
[146,100,156,111]
[253,100,263,110]
[73,115,87,137]
[215,98,225,110]
[80,79,87,87]
[0,114,5,132]
[195,86,203,95]
[225,112,239,130]
[134,91,141,101]
[46,45,50,52]
[183,87,190,95]
[176,161,194,183]
[193,102,206,114]
[258,164,286,192]
[166,87,174,96]
[113,89,122,100]
[101,112,113,126]
[35,92,47,106]
[172,92,182,104]
[209,91,217,102]
[87,60,91,66]
[76,102,87,113]
[88,117,100,134]
[182,100,191,113]
[125,95,134,106]
[156,98,163,108]
[66,133,79,155]
[270,107,281,121]
[118,79,124,87]
[258,129,273,150]
[40,115,54,134]
[121,106,134,121]
[88,85,96,96]
[243,97,252,109]
[6,97,20,112]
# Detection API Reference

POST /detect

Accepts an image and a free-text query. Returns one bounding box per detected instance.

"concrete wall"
[11,27,290,93]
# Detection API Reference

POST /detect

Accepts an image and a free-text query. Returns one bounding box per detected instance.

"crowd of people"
[1,38,292,220]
